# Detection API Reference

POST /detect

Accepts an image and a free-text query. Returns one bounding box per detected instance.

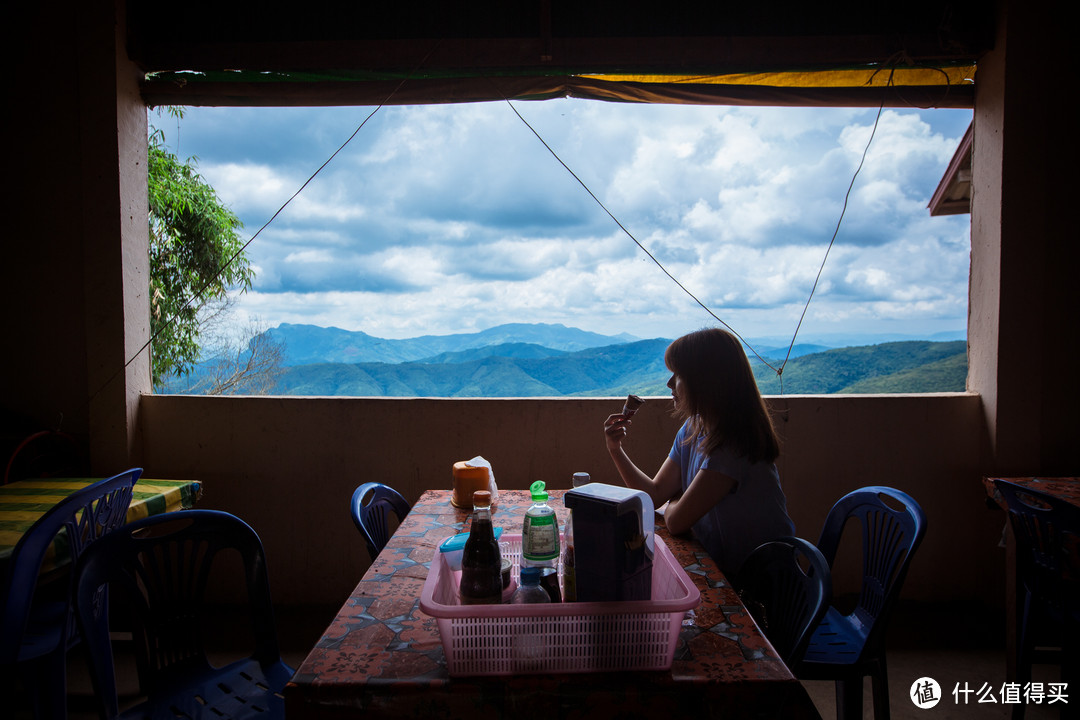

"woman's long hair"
[664,327,780,463]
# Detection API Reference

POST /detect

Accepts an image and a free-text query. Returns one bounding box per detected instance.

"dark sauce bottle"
[459,490,503,604]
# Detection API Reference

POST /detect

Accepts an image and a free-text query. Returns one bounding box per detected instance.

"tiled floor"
[58,606,333,720]
[29,602,1073,719]
[801,647,1064,720]
[799,602,1066,720]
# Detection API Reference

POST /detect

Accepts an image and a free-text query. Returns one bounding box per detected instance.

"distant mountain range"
[751,340,967,394]
[276,338,673,397]
[160,323,968,396]
[266,322,639,365]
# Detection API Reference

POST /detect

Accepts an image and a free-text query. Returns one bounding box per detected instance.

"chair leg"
[46,647,69,720]
[1013,593,1032,720]
[870,658,890,720]
[1061,618,1078,720]
[24,647,68,720]
[835,677,864,720]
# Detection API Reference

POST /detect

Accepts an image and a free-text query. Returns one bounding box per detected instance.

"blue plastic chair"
[993,479,1080,720]
[797,486,927,720]
[351,482,411,560]
[72,509,295,719]
[0,467,140,719]
[737,536,832,671]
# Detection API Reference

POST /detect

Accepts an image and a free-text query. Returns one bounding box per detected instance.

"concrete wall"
[967,0,1080,476]
[140,393,998,607]
[5,0,150,468]
[7,0,1070,631]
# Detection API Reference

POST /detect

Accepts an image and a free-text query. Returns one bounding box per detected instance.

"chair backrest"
[351,482,410,559]
[738,537,832,669]
[815,486,927,653]
[0,467,141,664]
[993,479,1080,611]
[73,509,285,717]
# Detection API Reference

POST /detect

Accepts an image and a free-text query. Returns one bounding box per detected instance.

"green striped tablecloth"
[0,476,202,566]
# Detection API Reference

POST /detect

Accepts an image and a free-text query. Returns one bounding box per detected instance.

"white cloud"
[203,162,290,212]
[180,101,973,343]
[283,249,336,264]
[203,161,367,225]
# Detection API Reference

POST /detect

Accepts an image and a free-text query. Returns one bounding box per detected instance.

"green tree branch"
[147,112,254,387]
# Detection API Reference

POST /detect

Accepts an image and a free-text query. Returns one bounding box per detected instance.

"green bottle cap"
[529,480,548,501]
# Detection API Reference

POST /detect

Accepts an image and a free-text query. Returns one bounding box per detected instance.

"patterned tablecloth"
[983,476,1080,510]
[284,489,821,720]
[0,476,203,568]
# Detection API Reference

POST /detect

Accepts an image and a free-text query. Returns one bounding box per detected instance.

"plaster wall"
[140,393,998,608]
[6,0,1066,632]
[4,0,149,466]
[6,4,94,441]
[967,0,1080,475]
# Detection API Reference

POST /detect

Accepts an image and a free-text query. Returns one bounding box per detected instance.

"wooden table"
[285,488,821,719]
[0,476,203,571]
[983,476,1080,511]
[983,476,1079,679]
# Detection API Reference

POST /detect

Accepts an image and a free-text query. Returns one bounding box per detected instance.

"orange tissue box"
[452,461,491,509]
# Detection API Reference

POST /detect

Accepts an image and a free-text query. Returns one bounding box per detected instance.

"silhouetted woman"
[604,327,794,579]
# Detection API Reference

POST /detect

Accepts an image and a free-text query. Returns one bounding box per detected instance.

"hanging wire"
[501,67,900,394]
[499,97,780,374]
[124,106,383,378]
[78,51,448,412]
[780,61,913,371]
[780,99,885,371]
[112,47,444,397]
[109,54,911,403]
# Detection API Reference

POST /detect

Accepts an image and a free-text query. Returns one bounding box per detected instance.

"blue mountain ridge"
[160,323,968,396]
[267,322,640,366]
[266,322,961,367]
[276,338,674,398]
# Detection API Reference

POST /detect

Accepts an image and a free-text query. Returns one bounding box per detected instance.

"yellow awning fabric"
[142,65,977,108]
[584,65,976,89]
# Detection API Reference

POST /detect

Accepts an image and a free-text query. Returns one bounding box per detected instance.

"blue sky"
[159,100,973,346]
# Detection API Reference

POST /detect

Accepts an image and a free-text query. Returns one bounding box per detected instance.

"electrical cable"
[500,97,782,373]
[125,107,382,377]
[116,52,440,388]
[503,67,898,393]
[781,99,885,371]
[110,54,913,405]
[100,47,442,404]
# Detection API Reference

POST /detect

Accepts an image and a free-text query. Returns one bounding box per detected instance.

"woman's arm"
[604,413,683,509]
[663,466,737,536]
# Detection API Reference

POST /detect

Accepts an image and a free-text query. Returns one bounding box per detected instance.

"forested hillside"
[273,339,967,397]
[162,323,967,396]
[276,339,671,397]
[752,341,967,394]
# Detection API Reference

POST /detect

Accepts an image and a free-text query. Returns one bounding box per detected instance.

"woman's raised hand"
[603,413,631,453]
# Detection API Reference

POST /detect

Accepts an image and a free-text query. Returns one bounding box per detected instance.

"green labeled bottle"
[521,480,560,572]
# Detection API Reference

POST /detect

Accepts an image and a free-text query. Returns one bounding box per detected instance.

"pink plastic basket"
[420,533,700,676]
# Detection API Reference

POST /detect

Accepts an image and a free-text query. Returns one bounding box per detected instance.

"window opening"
[137,97,971,398]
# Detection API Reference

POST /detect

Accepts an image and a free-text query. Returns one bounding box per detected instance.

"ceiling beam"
[127,1,992,107]
[142,74,975,109]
